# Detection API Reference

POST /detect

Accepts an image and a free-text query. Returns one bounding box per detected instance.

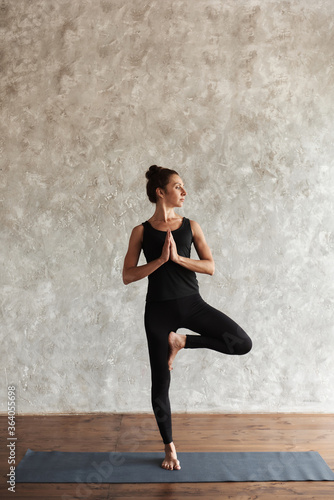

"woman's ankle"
[164,441,175,450]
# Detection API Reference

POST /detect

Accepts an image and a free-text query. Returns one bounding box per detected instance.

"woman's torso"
[141,217,199,302]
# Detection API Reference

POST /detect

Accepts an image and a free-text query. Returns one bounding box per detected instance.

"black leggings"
[144,293,252,444]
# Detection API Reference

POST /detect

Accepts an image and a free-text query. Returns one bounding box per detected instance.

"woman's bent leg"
[181,294,252,355]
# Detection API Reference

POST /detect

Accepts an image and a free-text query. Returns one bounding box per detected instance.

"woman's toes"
[161,458,181,470]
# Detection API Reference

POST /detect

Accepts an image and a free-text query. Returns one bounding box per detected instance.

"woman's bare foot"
[168,331,186,371]
[161,441,181,470]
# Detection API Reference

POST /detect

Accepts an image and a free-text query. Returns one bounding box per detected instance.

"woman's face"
[161,174,187,207]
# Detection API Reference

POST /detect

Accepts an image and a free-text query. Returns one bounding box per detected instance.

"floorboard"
[0,413,333,499]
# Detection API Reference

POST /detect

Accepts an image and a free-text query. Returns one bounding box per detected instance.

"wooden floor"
[0,413,333,499]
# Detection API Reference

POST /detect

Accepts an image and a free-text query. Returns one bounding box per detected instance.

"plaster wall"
[1,0,334,414]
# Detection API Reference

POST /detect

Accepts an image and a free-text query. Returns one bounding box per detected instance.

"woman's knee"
[222,329,252,355]
[238,335,252,355]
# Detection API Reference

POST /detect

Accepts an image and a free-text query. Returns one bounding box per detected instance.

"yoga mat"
[16,449,334,483]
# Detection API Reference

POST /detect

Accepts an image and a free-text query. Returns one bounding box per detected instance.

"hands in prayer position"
[161,229,179,264]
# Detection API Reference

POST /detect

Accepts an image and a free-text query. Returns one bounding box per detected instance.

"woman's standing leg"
[144,300,183,470]
[144,301,174,444]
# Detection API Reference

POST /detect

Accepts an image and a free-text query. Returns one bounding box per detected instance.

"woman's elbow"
[122,270,131,285]
[209,261,215,276]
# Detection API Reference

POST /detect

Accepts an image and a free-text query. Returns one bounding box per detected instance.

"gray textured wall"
[1,0,334,415]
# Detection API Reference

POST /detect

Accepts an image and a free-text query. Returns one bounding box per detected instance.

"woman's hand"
[169,232,180,264]
[160,229,171,263]
[160,230,179,264]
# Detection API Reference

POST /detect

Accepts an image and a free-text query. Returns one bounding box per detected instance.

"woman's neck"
[151,206,179,223]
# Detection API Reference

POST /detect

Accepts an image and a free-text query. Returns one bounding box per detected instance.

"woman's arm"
[122,225,171,285]
[170,220,215,276]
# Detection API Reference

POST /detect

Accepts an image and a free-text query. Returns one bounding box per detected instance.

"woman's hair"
[145,165,179,203]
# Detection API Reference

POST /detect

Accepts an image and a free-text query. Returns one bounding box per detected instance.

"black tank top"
[142,217,199,302]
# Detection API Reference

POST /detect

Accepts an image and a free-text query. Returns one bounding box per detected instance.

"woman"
[122,165,252,471]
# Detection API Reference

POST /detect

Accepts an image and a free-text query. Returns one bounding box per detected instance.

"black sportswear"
[140,216,252,445]
[141,217,199,302]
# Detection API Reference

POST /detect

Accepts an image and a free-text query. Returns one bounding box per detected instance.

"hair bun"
[145,164,179,203]
[146,165,161,180]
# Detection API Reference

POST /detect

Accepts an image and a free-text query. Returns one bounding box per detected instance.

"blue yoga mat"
[15,449,334,483]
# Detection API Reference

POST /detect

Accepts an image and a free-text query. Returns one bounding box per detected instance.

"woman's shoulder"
[188,218,201,229]
[187,219,206,239]
[129,223,145,239]
[186,218,199,238]
[132,223,145,232]
[125,224,144,247]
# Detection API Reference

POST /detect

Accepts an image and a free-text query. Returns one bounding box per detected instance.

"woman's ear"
[156,187,164,199]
